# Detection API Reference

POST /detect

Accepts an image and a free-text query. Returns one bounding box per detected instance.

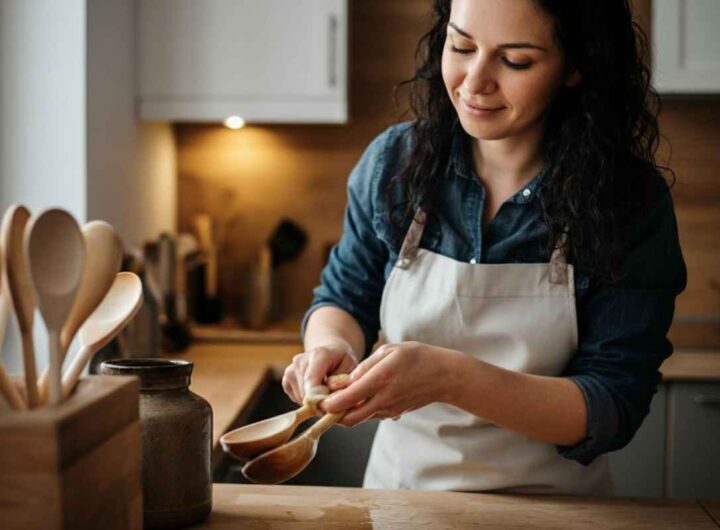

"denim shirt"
[301,122,687,466]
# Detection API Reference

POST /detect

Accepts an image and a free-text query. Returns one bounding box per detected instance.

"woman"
[283,0,686,495]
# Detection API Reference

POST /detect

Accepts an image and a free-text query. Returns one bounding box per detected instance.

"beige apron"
[363,210,614,495]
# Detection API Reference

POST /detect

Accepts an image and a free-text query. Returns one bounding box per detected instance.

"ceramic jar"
[101,359,212,529]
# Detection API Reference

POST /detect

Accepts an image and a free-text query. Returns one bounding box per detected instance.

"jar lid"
[101,358,193,390]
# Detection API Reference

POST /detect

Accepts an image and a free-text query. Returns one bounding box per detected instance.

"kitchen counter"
[196,483,719,529]
[179,342,720,466]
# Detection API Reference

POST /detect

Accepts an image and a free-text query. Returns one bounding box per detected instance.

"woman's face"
[442,0,580,141]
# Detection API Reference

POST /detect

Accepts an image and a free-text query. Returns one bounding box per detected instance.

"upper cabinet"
[137,0,348,123]
[652,0,720,94]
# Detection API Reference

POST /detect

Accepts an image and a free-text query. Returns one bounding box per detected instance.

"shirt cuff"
[556,374,619,466]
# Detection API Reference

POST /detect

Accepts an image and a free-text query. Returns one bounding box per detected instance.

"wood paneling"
[177,0,720,345]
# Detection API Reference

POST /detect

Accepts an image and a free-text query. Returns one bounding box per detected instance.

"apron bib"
[363,210,613,495]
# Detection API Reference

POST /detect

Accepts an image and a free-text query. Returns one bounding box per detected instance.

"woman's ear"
[565,68,582,87]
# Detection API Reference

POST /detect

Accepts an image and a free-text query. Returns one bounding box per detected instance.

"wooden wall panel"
[176,0,720,345]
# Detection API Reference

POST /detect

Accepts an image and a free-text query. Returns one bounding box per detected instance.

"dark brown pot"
[101,359,212,529]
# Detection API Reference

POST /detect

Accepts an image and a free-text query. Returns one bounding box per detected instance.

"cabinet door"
[667,382,720,498]
[608,384,666,498]
[653,0,720,93]
[138,0,347,122]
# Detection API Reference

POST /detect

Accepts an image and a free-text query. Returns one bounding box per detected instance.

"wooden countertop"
[196,484,719,529]
[179,342,720,467]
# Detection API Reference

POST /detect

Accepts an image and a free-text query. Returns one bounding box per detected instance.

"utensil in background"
[62,272,143,398]
[245,244,272,329]
[268,219,308,270]
[243,219,308,329]
[193,214,222,324]
[25,209,85,405]
[119,249,161,359]
[175,233,199,323]
[0,251,27,410]
[36,221,122,403]
[0,205,38,407]
[158,233,191,352]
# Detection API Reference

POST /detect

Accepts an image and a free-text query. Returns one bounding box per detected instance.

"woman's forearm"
[442,350,588,447]
[303,306,366,364]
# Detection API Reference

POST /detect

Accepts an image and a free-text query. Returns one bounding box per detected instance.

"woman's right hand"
[281,344,359,406]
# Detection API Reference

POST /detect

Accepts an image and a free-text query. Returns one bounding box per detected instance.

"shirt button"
[469,258,477,264]
[522,188,532,198]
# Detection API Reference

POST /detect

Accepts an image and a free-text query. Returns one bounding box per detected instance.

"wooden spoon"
[220,375,351,462]
[0,205,39,407]
[241,410,346,484]
[37,220,122,403]
[220,403,316,462]
[61,272,143,399]
[25,209,85,406]
[0,249,27,410]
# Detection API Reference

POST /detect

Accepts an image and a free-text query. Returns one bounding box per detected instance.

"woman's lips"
[460,98,505,118]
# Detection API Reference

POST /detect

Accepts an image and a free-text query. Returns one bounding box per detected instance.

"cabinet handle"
[328,13,338,88]
[694,394,720,405]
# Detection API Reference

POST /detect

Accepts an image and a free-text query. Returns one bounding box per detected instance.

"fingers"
[336,394,397,428]
[303,347,348,394]
[281,345,358,405]
[348,344,393,383]
[321,355,392,414]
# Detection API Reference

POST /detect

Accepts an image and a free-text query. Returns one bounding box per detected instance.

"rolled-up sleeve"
[557,178,687,465]
[300,130,392,358]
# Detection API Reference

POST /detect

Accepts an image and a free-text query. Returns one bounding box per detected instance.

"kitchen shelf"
[190,321,302,344]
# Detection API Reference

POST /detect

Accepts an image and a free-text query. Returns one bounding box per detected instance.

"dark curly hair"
[388,0,673,283]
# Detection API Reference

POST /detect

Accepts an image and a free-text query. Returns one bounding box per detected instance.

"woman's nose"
[463,58,497,95]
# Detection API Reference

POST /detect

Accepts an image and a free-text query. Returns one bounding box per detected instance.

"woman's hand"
[319,341,459,427]
[281,343,359,405]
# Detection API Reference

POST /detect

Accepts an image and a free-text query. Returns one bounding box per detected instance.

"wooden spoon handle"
[20,331,39,407]
[37,331,73,403]
[306,411,346,440]
[0,293,26,409]
[61,344,94,400]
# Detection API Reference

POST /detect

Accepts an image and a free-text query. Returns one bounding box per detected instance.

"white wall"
[0,0,176,379]
[0,0,87,219]
[86,0,176,251]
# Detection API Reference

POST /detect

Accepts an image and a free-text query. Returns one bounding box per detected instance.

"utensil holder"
[0,375,142,530]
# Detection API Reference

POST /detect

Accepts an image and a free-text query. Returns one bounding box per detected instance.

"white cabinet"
[652,0,720,94]
[137,0,347,123]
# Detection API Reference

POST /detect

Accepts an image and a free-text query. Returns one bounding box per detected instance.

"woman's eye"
[450,45,474,55]
[501,57,532,70]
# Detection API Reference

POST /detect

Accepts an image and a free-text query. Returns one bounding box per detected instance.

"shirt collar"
[448,122,548,204]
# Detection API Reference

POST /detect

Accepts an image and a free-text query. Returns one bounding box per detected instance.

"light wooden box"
[0,375,142,530]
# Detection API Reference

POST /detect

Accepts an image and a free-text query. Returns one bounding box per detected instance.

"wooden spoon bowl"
[220,404,315,462]
[241,411,345,484]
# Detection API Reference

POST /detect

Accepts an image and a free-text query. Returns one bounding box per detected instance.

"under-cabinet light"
[224,116,246,130]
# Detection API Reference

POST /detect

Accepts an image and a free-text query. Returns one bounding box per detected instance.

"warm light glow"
[224,116,246,130]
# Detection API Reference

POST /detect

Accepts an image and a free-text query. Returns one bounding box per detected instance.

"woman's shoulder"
[348,121,416,205]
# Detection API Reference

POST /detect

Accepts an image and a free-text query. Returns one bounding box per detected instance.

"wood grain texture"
[198,483,718,529]
[0,376,141,530]
[177,0,720,344]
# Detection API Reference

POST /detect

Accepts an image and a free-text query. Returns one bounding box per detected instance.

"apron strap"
[395,209,427,269]
[396,209,570,285]
[549,231,569,284]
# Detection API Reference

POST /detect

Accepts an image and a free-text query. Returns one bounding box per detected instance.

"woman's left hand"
[319,341,459,427]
